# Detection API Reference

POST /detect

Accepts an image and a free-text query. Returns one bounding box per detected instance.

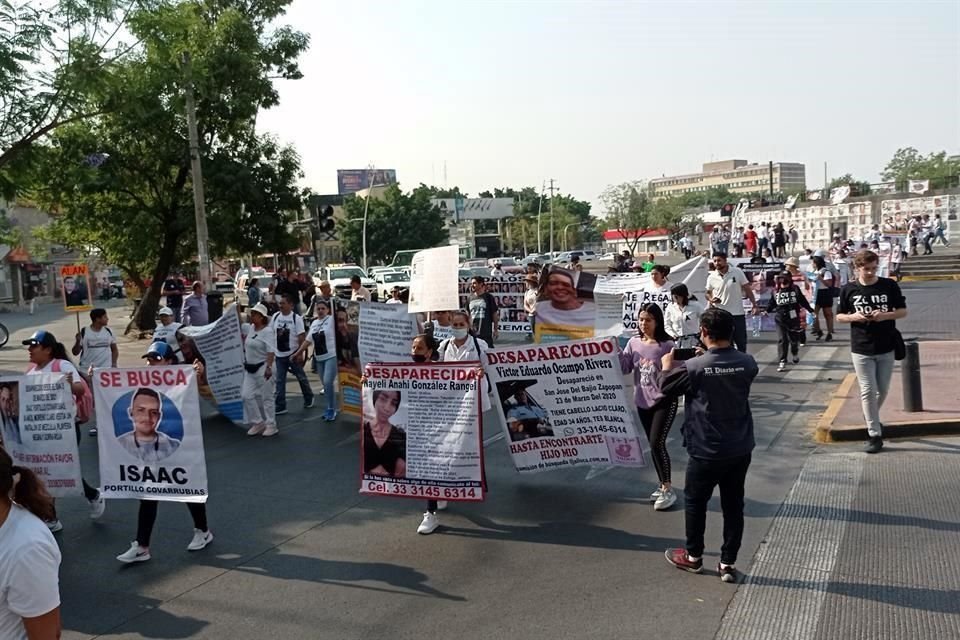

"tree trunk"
[125,227,181,334]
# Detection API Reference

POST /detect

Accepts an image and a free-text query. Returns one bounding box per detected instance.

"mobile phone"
[673,347,697,361]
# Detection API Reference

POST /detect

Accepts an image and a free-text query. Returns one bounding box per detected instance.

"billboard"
[337,169,397,195]
[431,197,514,221]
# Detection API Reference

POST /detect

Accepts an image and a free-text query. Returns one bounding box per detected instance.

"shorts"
[815,289,834,308]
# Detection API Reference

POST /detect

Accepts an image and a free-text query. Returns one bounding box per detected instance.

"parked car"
[486,257,523,274]
[313,264,375,299]
[461,259,487,269]
[374,270,411,300]
[521,253,553,267]
[235,272,275,310]
[578,250,597,261]
[599,252,617,261]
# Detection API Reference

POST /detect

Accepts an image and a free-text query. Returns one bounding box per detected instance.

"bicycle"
[0,321,8,348]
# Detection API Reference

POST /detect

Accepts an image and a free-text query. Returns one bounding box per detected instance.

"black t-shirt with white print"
[837,277,906,356]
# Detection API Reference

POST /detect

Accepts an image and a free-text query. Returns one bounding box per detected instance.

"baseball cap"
[22,330,57,348]
[143,341,175,361]
[784,256,800,267]
[250,303,269,317]
[158,306,174,316]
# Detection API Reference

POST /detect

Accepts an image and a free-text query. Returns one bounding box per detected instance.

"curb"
[815,372,960,442]
[901,274,960,282]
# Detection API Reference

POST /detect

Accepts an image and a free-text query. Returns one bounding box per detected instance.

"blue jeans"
[316,356,338,413]
[275,355,314,411]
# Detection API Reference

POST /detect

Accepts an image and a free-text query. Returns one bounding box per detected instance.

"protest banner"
[458,273,530,333]
[178,305,244,422]
[357,303,420,367]
[408,245,460,313]
[483,337,647,473]
[359,362,484,501]
[60,264,92,312]
[731,260,784,331]
[336,301,363,415]
[0,375,83,497]
[615,256,709,335]
[94,366,208,502]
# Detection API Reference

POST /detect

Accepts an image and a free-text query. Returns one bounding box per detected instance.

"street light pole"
[181,51,211,290]
[562,223,581,251]
[547,178,557,255]
[536,181,545,254]
[362,164,375,271]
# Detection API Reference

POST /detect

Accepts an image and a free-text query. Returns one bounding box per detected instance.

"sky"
[257,0,960,211]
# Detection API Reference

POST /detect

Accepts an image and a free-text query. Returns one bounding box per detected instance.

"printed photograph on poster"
[95,366,208,502]
[1,374,83,497]
[533,266,597,343]
[60,264,92,312]
[336,302,362,415]
[734,260,784,331]
[458,274,530,334]
[482,337,647,473]
[360,362,484,502]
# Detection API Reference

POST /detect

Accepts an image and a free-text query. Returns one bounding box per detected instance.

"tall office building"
[649,159,806,199]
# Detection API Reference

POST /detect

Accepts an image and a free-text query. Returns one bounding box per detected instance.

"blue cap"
[143,341,175,361]
[22,330,57,348]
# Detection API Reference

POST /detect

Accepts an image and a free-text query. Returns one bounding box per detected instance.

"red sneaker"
[665,548,703,573]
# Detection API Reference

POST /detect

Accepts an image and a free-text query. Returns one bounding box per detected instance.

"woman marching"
[620,304,680,511]
[664,283,704,349]
[766,272,815,372]
[810,255,835,342]
[294,298,338,422]
[0,447,62,640]
[240,303,277,437]
[116,341,213,563]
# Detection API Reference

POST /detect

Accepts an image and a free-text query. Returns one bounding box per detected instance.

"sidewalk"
[815,341,960,442]
[719,437,960,639]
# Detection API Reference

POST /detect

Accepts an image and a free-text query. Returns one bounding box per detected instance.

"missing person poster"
[94,366,208,502]
[732,259,784,331]
[358,303,419,367]
[60,264,92,312]
[408,245,460,313]
[0,375,83,498]
[178,305,244,423]
[483,337,647,473]
[458,274,530,334]
[336,301,362,416]
[360,363,484,502]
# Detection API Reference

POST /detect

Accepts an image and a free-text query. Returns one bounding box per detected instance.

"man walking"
[659,308,758,583]
[162,273,186,322]
[181,282,209,326]
[272,294,314,416]
[705,253,757,352]
[836,249,908,453]
[468,276,499,347]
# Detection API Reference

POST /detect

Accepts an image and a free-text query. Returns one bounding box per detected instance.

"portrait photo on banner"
[533,265,598,343]
[0,380,20,447]
[361,387,407,479]
[112,387,184,464]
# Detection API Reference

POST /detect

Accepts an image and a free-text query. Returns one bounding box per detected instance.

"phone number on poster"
[574,424,629,435]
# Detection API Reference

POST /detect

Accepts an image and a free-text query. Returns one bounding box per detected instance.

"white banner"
[408,245,460,313]
[1,374,83,498]
[458,274,529,333]
[483,337,647,473]
[94,366,208,502]
[359,363,484,501]
[358,303,420,368]
[178,304,244,423]
[830,185,851,205]
[908,179,929,195]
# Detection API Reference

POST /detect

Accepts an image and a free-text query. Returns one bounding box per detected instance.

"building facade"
[650,159,806,200]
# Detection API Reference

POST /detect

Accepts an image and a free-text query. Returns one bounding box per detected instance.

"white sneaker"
[89,492,106,519]
[274,408,288,415]
[417,511,439,535]
[649,487,662,503]
[46,519,63,533]
[88,427,98,436]
[117,542,151,564]
[436,501,448,511]
[187,529,213,551]
[654,488,677,511]
[777,361,787,372]
[246,422,266,436]
[262,425,279,437]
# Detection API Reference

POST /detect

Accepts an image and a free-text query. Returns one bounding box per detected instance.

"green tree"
[30,0,309,330]
[339,184,447,266]
[828,174,871,195]
[881,147,960,190]
[675,186,738,210]
[599,181,653,255]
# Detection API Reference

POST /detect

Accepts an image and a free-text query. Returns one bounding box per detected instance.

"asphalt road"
[4,282,953,639]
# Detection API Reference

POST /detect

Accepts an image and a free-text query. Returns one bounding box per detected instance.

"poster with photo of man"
[60,264,92,312]
[95,366,208,502]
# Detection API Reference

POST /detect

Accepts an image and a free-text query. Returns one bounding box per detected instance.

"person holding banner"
[23,330,105,530]
[0,447,62,640]
[665,284,705,349]
[153,307,183,362]
[296,299,338,422]
[241,303,277,436]
[620,303,680,511]
[116,341,213,563]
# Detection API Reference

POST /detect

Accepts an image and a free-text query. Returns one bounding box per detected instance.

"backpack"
[28,359,94,424]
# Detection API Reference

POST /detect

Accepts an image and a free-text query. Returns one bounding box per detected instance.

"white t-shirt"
[242,323,276,366]
[385,298,403,305]
[0,505,61,640]
[307,317,336,361]
[153,322,183,357]
[28,359,80,379]
[757,225,769,240]
[351,286,371,302]
[431,321,453,343]
[438,336,491,412]
[706,266,749,316]
[270,312,304,358]
[78,326,116,369]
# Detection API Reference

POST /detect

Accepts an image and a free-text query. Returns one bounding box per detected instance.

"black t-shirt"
[274,279,300,305]
[837,278,906,355]
[469,292,499,344]
[164,278,185,307]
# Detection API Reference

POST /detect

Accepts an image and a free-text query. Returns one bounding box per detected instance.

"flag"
[807,190,822,201]
[908,179,929,195]
[830,185,850,205]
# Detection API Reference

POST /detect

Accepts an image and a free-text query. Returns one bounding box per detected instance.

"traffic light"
[720,203,734,217]
[319,205,335,233]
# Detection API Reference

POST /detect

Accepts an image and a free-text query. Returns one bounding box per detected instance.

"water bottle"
[806,312,815,326]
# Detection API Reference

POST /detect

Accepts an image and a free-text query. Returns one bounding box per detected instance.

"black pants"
[684,453,752,565]
[74,423,99,501]
[637,396,678,485]
[732,315,748,353]
[137,500,208,547]
[776,318,801,362]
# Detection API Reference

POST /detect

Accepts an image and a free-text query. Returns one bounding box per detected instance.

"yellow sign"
[60,264,93,312]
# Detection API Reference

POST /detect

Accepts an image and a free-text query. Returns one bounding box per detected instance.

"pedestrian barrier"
[902,340,923,412]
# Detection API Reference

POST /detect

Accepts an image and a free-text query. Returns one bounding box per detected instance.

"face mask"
[412,354,428,363]
[451,327,470,340]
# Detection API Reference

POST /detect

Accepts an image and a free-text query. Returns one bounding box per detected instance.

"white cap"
[250,303,269,317]
[158,306,174,316]
[813,249,827,257]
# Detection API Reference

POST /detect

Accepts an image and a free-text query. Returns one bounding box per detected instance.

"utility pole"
[536,181,545,254]
[547,178,557,255]
[181,51,212,291]
[362,163,375,271]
